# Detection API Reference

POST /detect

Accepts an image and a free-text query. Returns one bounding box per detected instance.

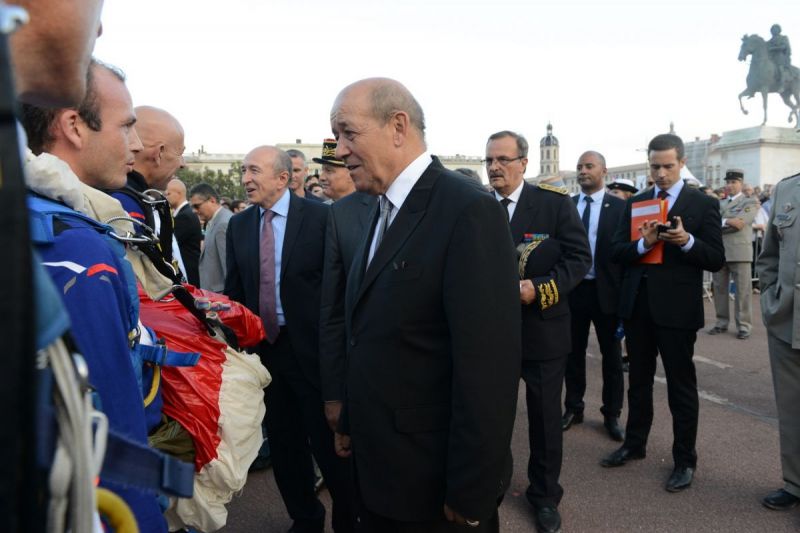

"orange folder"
[630,199,667,264]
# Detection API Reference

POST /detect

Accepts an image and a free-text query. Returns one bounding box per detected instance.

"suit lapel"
[281,194,304,282]
[345,200,379,325]
[248,206,261,298]
[668,185,691,218]
[352,162,437,307]
[509,183,534,243]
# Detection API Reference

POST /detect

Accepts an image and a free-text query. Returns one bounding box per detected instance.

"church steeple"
[539,122,560,176]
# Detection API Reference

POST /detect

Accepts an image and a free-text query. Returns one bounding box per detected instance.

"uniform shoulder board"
[537,183,568,195]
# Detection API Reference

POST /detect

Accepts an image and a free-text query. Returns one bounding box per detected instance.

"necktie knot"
[584,196,593,204]
[657,190,669,200]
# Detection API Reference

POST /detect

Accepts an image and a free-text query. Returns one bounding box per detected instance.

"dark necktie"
[657,190,669,200]
[259,210,280,343]
[500,198,512,221]
[368,195,393,266]
[581,196,593,232]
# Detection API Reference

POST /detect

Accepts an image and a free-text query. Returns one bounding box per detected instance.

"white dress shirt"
[577,188,606,279]
[367,151,432,264]
[493,180,525,220]
[637,178,695,255]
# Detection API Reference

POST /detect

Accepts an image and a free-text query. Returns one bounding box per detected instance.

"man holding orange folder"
[601,134,724,493]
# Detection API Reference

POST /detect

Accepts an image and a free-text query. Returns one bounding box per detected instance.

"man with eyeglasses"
[111,106,200,285]
[189,182,232,292]
[486,131,591,533]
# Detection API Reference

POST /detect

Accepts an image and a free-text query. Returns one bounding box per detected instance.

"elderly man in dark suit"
[224,146,354,533]
[487,131,591,533]
[602,134,724,493]
[330,78,521,532]
[563,151,626,442]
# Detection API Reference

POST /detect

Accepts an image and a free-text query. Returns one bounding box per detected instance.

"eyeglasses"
[191,198,209,210]
[482,156,523,167]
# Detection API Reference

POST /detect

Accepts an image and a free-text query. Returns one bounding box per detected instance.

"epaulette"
[778,172,800,183]
[537,182,568,195]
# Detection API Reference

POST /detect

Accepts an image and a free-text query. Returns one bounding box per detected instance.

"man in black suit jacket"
[224,146,354,533]
[329,78,521,532]
[487,131,591,533]
[602,134,724,494]
[319,182,376,429]
[563,151,626,441]
[166,179,202,286]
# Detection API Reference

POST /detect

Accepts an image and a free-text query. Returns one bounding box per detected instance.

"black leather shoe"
[600,446,645,467]
[665,466,694,492]
[707,326,727,335]
[603,417,625,442]
[762,489,800,510]
[736,330,751,339]
[533,506,562,533]
[561,410,583,431]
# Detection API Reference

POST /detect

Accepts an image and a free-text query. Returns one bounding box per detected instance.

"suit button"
[350,337,357,347]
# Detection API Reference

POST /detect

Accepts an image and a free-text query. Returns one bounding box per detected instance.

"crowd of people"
[5,2,800,533]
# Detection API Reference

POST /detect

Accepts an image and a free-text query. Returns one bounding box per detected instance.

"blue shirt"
[259,189,290,326]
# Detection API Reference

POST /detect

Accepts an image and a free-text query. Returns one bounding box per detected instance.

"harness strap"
[101,429,194,498]
[138,344,200,368]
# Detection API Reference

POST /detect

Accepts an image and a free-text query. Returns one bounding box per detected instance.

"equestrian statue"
[738,24,800,129]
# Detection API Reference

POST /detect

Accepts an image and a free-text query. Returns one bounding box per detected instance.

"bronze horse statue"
[738,34,800,128]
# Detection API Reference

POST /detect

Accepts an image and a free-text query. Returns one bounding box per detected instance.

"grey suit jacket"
[757,172,800,348]
[720,193,758,262]
[199,206,233,292]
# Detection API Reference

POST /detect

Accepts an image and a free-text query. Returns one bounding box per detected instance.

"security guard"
[709,170,759,339]
[756,171,800,510]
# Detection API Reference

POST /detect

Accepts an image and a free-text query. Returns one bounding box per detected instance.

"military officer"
[709,170,759,339]
[755,171,800,511]
[487,130,591,533]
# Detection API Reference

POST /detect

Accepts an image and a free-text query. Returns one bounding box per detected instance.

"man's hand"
[324,401,342,432]
[444,504,479,527]
[334,432,352,458]
[639,220,660,248]
[726,217,745,230]
[520,279,536,305]
[659,215,690,247]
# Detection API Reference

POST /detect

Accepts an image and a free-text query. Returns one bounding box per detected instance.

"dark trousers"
[261,330,356,533]
[521,356,566,508]
[565,279,624,417]
[622,280,699,468]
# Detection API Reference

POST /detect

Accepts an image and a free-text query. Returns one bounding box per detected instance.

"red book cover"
[630,199,667,265]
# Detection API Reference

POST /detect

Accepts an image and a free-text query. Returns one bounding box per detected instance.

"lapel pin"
[604,203,610,208]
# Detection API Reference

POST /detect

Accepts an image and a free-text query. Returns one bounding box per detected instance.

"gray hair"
[487,130,529,158]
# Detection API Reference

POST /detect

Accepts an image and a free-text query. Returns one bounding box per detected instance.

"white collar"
[384,151,432,210]
[493,179,525,203]
[580,188,605,203]
[655,177,684,198]
[173,200,189,216]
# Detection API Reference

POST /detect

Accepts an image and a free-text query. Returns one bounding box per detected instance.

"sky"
[94,0,800,174]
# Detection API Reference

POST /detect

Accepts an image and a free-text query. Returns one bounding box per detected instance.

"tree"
[176,162,245,201]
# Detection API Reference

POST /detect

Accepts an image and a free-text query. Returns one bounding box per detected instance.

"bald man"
[165,178,203,286]
[110,106,201,285]
[329,78,520,531]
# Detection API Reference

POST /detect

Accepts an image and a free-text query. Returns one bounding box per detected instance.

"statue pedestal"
[708,126,800,187]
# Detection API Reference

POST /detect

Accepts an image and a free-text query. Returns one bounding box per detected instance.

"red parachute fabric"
[137,284,265,471]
